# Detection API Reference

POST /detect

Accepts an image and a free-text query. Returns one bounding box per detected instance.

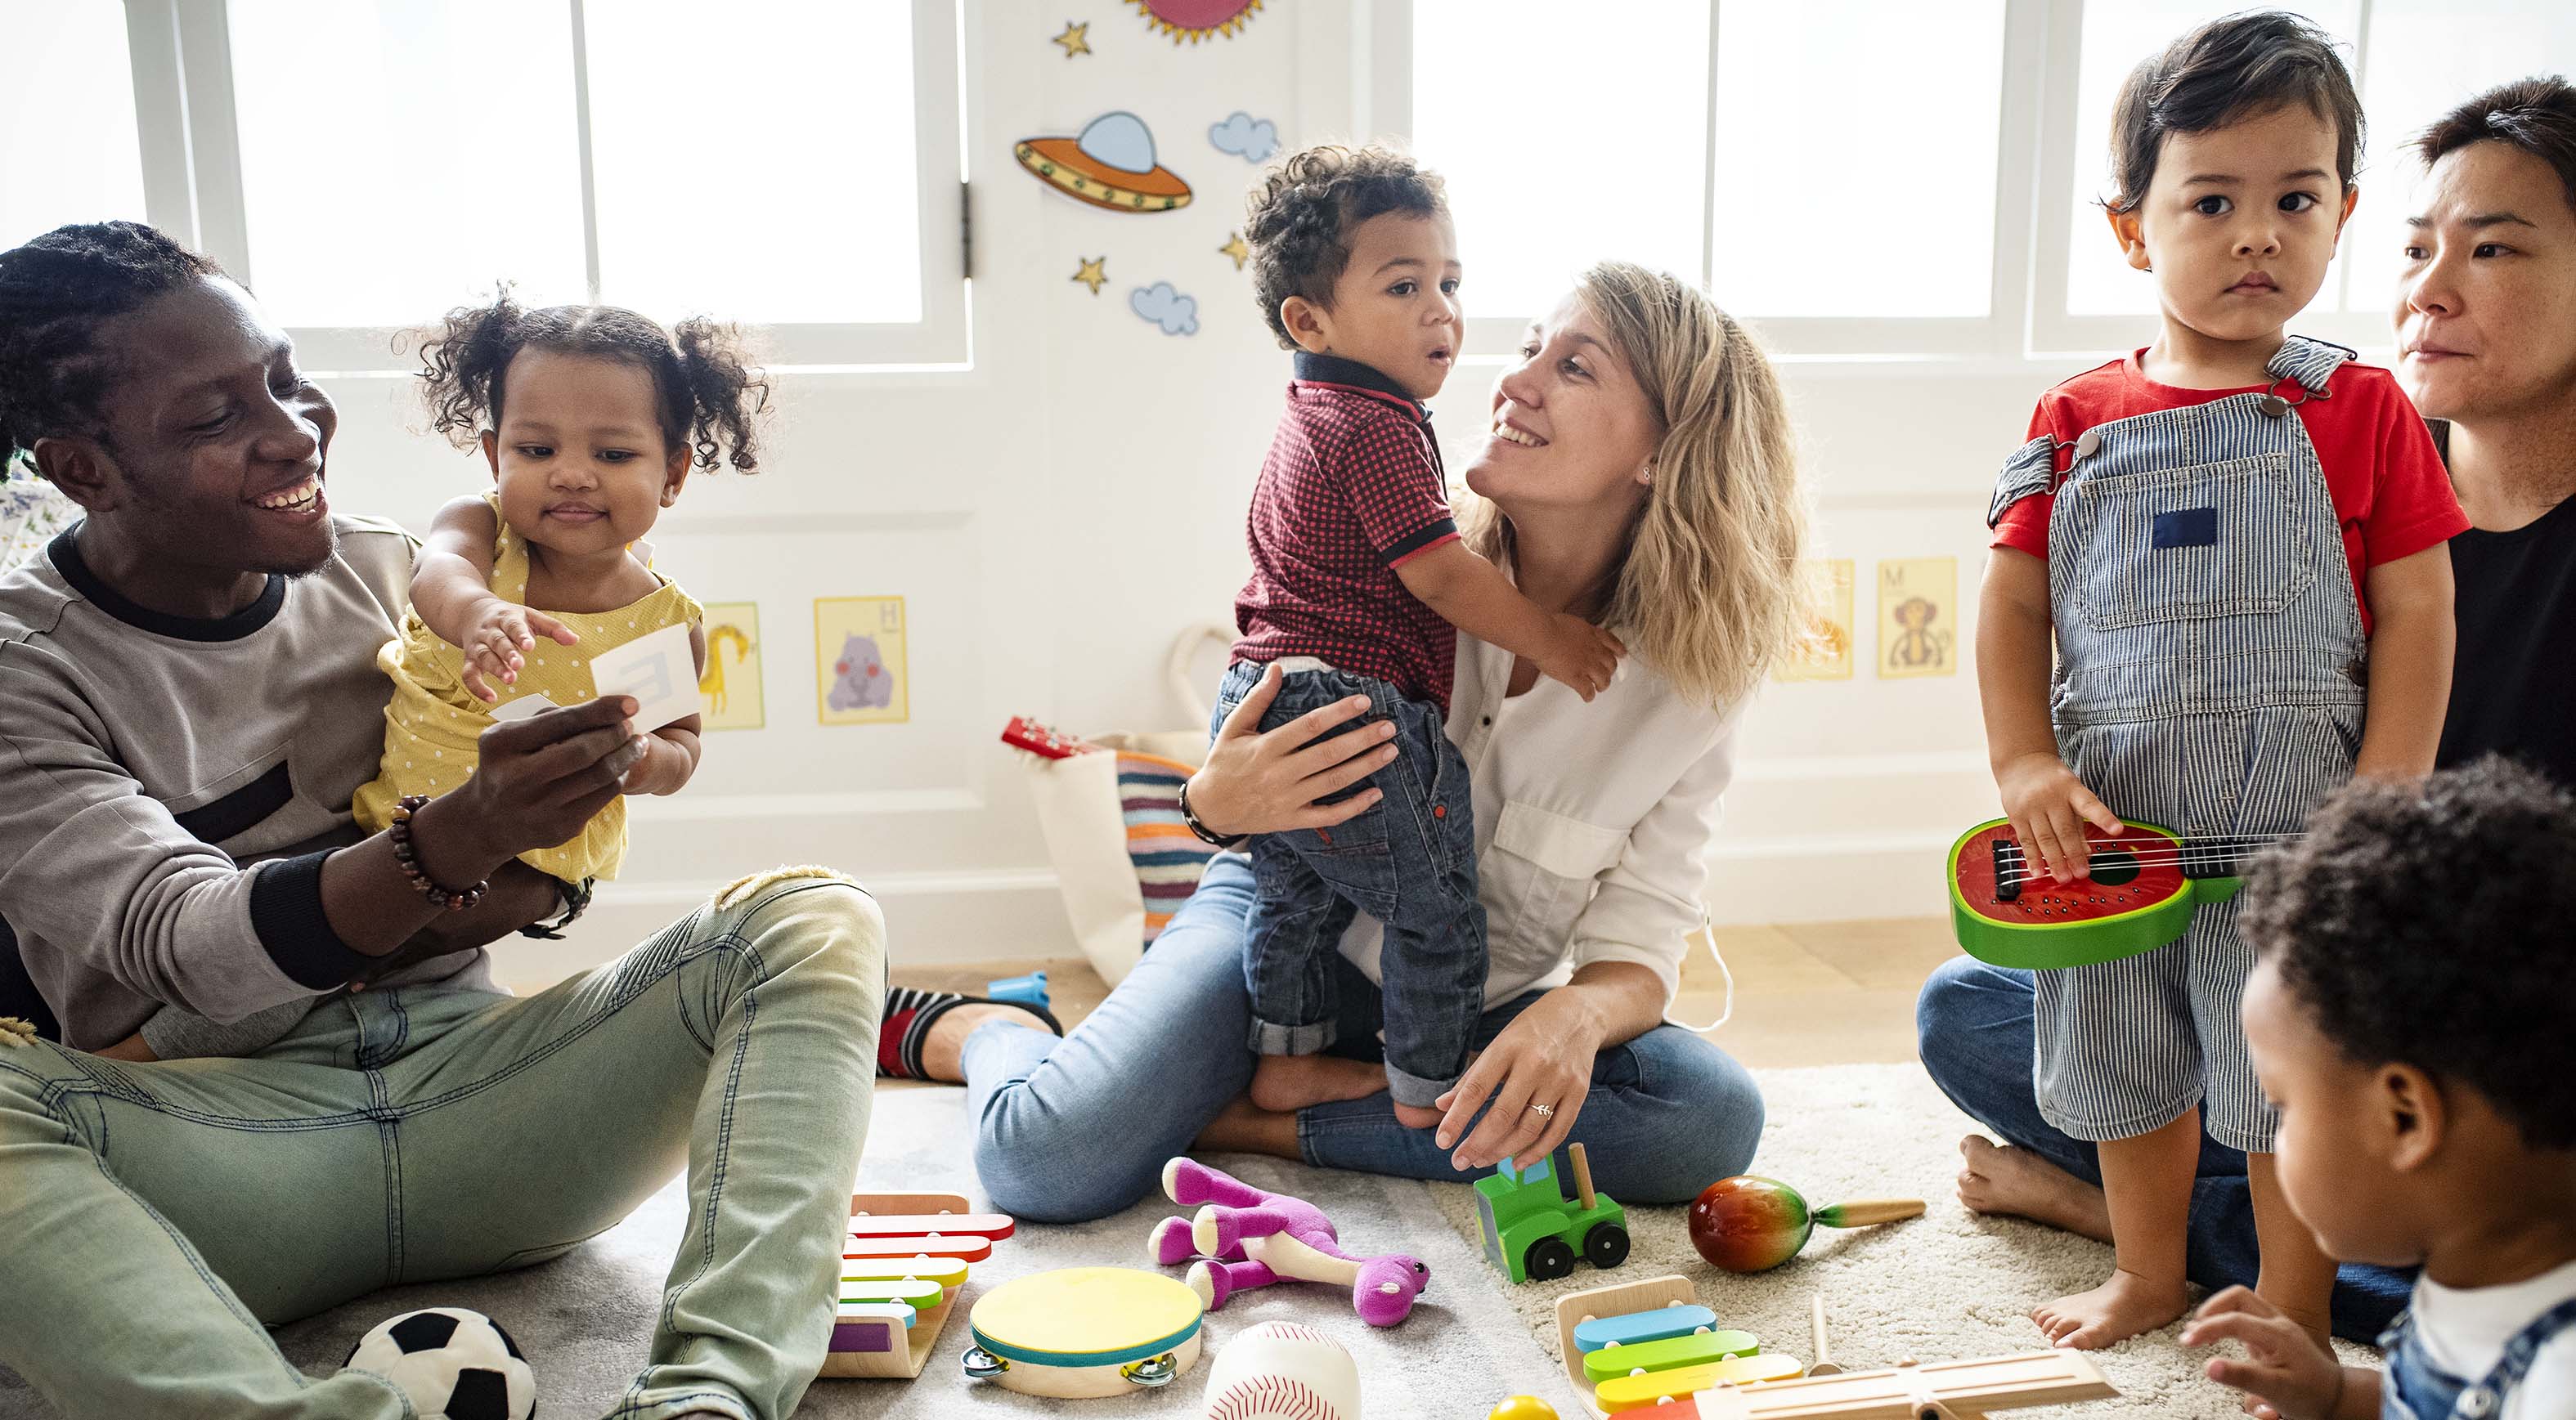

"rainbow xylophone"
[819,1192,1016,1382]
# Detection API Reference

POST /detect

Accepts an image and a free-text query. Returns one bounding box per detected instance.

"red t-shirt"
[1232,352,1463,709]
[1991,351,2467,633]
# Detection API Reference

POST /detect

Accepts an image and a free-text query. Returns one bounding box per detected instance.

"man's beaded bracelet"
[387,794,488,912]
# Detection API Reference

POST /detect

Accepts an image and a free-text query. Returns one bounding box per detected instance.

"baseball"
[1200,1320,1361,1420]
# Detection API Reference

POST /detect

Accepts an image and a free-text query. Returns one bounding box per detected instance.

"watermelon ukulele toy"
[1945,818,2293,970]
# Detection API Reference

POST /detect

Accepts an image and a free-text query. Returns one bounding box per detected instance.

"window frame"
[1383,0,2439,364]
[119,0,967,374]
[1380,0,2052,362]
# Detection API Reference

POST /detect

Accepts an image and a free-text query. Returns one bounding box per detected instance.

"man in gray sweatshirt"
[0,222,885,1420]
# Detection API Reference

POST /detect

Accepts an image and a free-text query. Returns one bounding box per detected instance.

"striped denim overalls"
[1986,336,2366,1151]
[2381,1297,2576,1419]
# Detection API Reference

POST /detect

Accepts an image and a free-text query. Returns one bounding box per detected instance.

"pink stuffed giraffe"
[1147,1157,1429,1328]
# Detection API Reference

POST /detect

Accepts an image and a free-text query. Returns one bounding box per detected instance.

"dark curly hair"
[1243,144,1447,349]
[2105,11,2363,213]
[2239,758,2576,1150]
[414,290,770,473]
[0,222,227,472]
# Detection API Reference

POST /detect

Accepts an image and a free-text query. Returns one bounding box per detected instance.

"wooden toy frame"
[1644,1351,2117,1418]
[1550,1275,2117,1419]
[820,1191,983,1381]
[1555,1274,1707,1395]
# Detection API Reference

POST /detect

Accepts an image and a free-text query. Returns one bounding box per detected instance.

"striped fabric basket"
[1014,625,1232,985]
[1115,752,1221,947]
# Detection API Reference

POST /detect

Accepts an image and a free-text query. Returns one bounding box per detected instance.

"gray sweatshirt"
[0,517,496,1055]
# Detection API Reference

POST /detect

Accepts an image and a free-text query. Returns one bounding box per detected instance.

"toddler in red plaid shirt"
[1214,146,1624,1128]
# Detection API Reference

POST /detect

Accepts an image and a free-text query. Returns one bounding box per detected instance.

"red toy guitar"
[1000,715,1097,760]
[1946,818,2300,969]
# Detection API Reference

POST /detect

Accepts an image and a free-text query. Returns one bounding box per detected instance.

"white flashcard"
[588,621,700,733]
[489,692,561,723]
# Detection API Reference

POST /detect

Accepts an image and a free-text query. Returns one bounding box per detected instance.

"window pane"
[228,1,588,327]
[2340,1,2576,320]
[1,2,147,248]
[586,1,921,325]
[1712,0,2006,317]
[2063,2,2359,316]
[1413,0,1708,319]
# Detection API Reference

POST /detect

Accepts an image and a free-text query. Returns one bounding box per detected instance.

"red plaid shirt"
[1232,352,1462,710]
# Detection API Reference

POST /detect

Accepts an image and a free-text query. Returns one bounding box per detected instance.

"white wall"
[314,3,2075,981]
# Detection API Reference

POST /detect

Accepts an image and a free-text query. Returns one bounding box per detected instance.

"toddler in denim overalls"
[1975,11,2463,1351]
[2174,763,2576,1420]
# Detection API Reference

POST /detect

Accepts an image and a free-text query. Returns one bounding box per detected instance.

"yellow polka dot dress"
[352,497,702,882]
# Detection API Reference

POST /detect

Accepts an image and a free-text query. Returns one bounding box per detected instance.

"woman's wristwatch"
[1176,777,1250,850]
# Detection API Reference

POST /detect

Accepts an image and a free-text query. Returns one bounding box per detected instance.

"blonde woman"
[931,263,1808,1221]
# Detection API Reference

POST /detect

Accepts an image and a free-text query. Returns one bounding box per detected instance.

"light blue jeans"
[967,853,1764,1223]
[0,871,885,1420]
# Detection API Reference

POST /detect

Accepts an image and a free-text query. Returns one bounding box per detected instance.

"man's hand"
[2181,1287,2366,1420]
[1995,750,2120,883]
[1535,615,1626,701]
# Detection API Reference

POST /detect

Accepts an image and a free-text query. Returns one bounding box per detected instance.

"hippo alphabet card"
[815,596,909,726]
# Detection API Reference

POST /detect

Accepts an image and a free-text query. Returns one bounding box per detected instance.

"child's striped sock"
[877,988,1063,1079]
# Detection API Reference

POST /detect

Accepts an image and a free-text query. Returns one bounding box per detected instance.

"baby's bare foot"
[1958,1136,2114,1243]
[2032,1267,2189,1350]
[1249,1055,1389,1113]
[1392,1100,1443,1129]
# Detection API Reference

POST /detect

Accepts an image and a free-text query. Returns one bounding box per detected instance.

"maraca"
[1685,1175,1923,1272]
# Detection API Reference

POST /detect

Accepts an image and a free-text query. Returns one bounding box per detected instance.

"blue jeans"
[1214,662,1484,1108]
[1914,955,2412,1342]
[968,853,1763,1223]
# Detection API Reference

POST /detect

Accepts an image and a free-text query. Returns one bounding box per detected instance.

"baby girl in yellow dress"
[109,295,768,1062]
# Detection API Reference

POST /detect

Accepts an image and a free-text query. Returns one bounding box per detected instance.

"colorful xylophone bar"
[820,1192,1016,1382]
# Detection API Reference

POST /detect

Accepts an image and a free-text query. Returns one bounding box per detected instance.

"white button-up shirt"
[1337,630,1741,1010]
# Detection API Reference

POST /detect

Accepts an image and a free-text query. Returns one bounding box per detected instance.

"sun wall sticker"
[1129,0,1263,44]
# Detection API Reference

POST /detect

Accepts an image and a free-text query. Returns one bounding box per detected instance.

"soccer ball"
[342,1307,536,1420]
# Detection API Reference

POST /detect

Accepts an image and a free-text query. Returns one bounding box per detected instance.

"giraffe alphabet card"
[815,597,909,726]
[698,602,764,731]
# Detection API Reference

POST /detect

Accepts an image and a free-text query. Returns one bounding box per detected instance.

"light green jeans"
[0,869,884,1420]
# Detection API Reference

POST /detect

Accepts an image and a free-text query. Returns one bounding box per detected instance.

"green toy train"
[1472,1142,1630,1283]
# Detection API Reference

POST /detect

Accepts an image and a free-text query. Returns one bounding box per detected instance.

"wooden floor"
[889,916,1957,1071]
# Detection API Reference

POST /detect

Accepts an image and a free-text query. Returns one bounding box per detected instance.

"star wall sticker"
[1052,20,1092,57]
[1218,233,1249,271]
[1071,256,1110,294]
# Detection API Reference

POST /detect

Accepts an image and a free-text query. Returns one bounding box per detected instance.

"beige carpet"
[1434,1063,2378,1418]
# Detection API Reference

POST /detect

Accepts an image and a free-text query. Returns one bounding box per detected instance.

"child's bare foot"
[1392,1100,1443,1129]
[915,1001,1054,1083]
[1249,1055,1389,1113]
[1958,1136,2114,1242]
[2033,1267,2190,1349]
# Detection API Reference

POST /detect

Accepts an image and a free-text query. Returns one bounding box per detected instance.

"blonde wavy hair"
[1462,261,1810,712]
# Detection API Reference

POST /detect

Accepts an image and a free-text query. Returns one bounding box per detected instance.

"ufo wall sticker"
[1130,0,1263,44]
[1015,111,1193,213]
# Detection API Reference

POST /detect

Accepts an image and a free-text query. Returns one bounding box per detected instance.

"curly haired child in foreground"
[2183,759,2576,1420]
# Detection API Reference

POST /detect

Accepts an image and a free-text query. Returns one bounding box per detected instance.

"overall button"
[2073,428,2102,459]
[2258,394,2291,417]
